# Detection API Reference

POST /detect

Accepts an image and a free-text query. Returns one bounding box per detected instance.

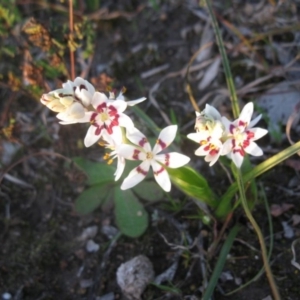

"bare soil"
[1,1,300,299]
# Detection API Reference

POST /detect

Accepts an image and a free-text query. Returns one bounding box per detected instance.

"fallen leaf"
[198,56,221,90]
[292,215,300,226]
[257,81,300,134]
[270,203,294,217]
[285,159,300,171]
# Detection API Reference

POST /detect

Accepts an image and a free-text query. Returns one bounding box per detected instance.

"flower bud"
[40,89,74,112]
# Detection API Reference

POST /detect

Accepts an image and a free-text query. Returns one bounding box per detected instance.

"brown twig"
[69,0,75,80]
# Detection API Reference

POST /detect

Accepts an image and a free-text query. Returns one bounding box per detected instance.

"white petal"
[187,132,209,143]
[155,152,190,168]
[187,132,199,143]
[111,99,127,113]
[121,161,150,190]
[126,97,147,106]
[62,80,74,90]
[118,113,134,129]
[239,102,253,125]
[115,91,124,100]
[153,125,177,154]
[244,142,263,156]
[204,104,221,120]
[221,116,232,132]
[91,92,108,108]
[195,111,201,117]
[206,153,220,166]
[57,111,92,123]
[75,88,93,107]
[114,156,125,181]
[220,139,233,155]
[126,127,151,152]
[249,114,262,128]
[74,77,95,95]
[68,102,86,118]
[195,144,210,156]
[59,94,75,107]
[151,161,171,192]
[84,125,102,147]
[250,127,268,140]
[231,152,244,168]
[118,144,146,161]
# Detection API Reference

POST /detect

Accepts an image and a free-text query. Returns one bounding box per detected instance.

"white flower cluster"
[41,77,267,190]
[187,103,268,168]
[41,77,190,192]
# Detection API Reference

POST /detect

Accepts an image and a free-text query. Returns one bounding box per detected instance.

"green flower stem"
[236,168,281,300]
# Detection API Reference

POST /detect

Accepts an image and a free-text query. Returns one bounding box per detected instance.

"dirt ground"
[1,0,300,299]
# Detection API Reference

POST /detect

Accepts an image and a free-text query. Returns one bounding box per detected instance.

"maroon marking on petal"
[108,105,118,117]
[95,126,102,136]
[242,139,250,148]
[156,138,167,150]
[238,120,246,127]
[137,166,148,176]
[154,166,165,176]
[162,153,170,166]
[90,112,98,123]
[106,123,113,134]
[58,93,73,98]
[232,139,236,148]
[132,149,140,160]
[233,148,245,156]
[204,145,210,151]
[79,84,87,90]
[97,102,106,113]
[209,149,219,156]
[139,137,148,147]
[246,130,254,139]
[229,124,235,134]
[111,116,119,127]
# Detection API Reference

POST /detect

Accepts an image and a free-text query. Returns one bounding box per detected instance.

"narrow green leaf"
[151,282,181,294]
[72,157,115,186]
[75,184,112,214]
[204,0,240,118]
[114,188,148,238]
[216,141,300,218]
[168,166,218,208]
[133,181,164,201]
[202,225,240,300]
[131,105,161,137]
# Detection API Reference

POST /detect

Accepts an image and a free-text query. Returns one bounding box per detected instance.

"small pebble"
[86,239,100,253]
[2,293,12,300]
[117,255,154,299]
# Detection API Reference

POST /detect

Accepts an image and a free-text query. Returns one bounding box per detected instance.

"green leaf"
[72,157,115,186]
[114,188,148,238]
[133,181,164,201]
[75,184,113,214]
[168,166,218,209]
[202,224,240,300]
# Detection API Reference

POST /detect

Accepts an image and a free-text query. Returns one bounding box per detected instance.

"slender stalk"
[69,0,75,80]
[236,168,281,300]
[204,0,239,118]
